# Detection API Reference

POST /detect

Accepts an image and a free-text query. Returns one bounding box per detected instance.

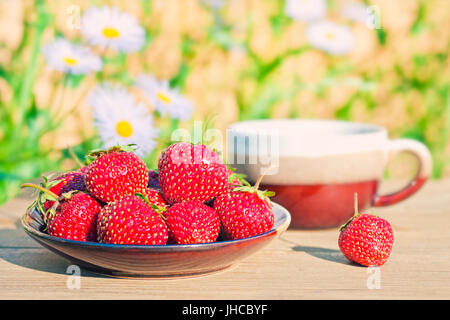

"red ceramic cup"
[227,119,432,229]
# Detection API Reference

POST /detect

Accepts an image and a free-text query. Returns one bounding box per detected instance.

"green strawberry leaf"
[134,192,148,204]
[150,203,168,220]
[119,144,138,153]
[59,190,79,200]
[227,172,250,186]
[135,192,168,218]
[87,144,138,161]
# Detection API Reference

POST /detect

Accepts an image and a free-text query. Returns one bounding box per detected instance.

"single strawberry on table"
[158,142,231,204]
[338,193,394,267]
[85,145,149,203]
[96,194,168,245]
[213,175,275,240]
[164,200,221,244]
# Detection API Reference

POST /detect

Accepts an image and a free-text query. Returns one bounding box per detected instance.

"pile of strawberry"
[23,143,275,245]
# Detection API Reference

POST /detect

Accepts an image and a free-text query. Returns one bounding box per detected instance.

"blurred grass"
[0,0,449,205]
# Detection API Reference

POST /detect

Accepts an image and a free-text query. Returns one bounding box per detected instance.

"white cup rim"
[227,119,386,138]
[227,119,389,159]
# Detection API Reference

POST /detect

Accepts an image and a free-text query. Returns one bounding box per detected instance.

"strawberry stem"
[232,166,276,206]
[201,113,218,145]
[254,166,275,190]
[339,192,360,232]
[68,146,83,167]
[20,183,58,199]
[135,192,167,219]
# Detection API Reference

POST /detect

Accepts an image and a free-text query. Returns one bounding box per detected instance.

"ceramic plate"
[21,203,291,278]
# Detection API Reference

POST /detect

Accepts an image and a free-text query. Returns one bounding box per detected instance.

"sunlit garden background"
[0,0,449,205]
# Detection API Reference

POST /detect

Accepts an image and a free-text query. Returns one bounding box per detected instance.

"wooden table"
[1,180,449,300]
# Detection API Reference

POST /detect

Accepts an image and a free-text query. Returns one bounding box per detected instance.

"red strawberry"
[213,177,275,240]
[58,172,86,194]
[143,187,167,208]
[158,142,230,204]
[43,172,86,212]
[164,200,220,244]
[338,194,394,267]
[85,146,149,203]
[97,195,168,245]
[47,192,102,241]
[77,165,89,175]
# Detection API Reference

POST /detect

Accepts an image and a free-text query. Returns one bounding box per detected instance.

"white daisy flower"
[201,0,225,9]
[88,83,159,158]
[81,6,145,53]
[341,2,380,29]
[341,2,370,24]
[285,0,327,23]
[306,20,354,56]
[42,38,102,75]
[135,74,194,121]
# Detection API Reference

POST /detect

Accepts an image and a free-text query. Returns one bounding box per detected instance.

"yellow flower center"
[103,27,120,39]
[116,120,133,138]
[157,91,171,104]
[326,32,335,40]
[63,57,78,66]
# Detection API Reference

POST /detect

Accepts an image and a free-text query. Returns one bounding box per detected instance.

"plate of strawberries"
[21,143,290,277]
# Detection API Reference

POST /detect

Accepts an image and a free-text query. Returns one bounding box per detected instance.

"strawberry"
[41,172,86,212]
[158,142,230,204]
[21,173,86,220]
[47,192,102,241]
[213,176,275,240]
[21,182,101,241]
[85,146,149,203]
[226,168,246,191]
[143,187,167,208]
[147,170,160,190]
[164,200,220,244]
[77,165,89,175]
[96,195,168,245]
[338,194,394,267]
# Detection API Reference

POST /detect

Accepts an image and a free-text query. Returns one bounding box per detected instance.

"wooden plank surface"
[0,180,449,299]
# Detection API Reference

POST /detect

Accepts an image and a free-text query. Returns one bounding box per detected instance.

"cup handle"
[373,139,432,207]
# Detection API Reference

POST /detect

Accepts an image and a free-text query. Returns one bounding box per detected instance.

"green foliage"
[0,0,449,207]
[0,0,58,205]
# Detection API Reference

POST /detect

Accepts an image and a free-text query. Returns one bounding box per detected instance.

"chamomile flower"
[81,6,145,53]
[285,0,327,23]
[201,0,225,9]
[42,38,102,75]
[88,83,159,158]
[341,2,371,24]
[306,20,354,56]
[135,74,194,121]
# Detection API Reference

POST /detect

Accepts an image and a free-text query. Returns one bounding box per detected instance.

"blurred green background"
[0,0,449,206]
